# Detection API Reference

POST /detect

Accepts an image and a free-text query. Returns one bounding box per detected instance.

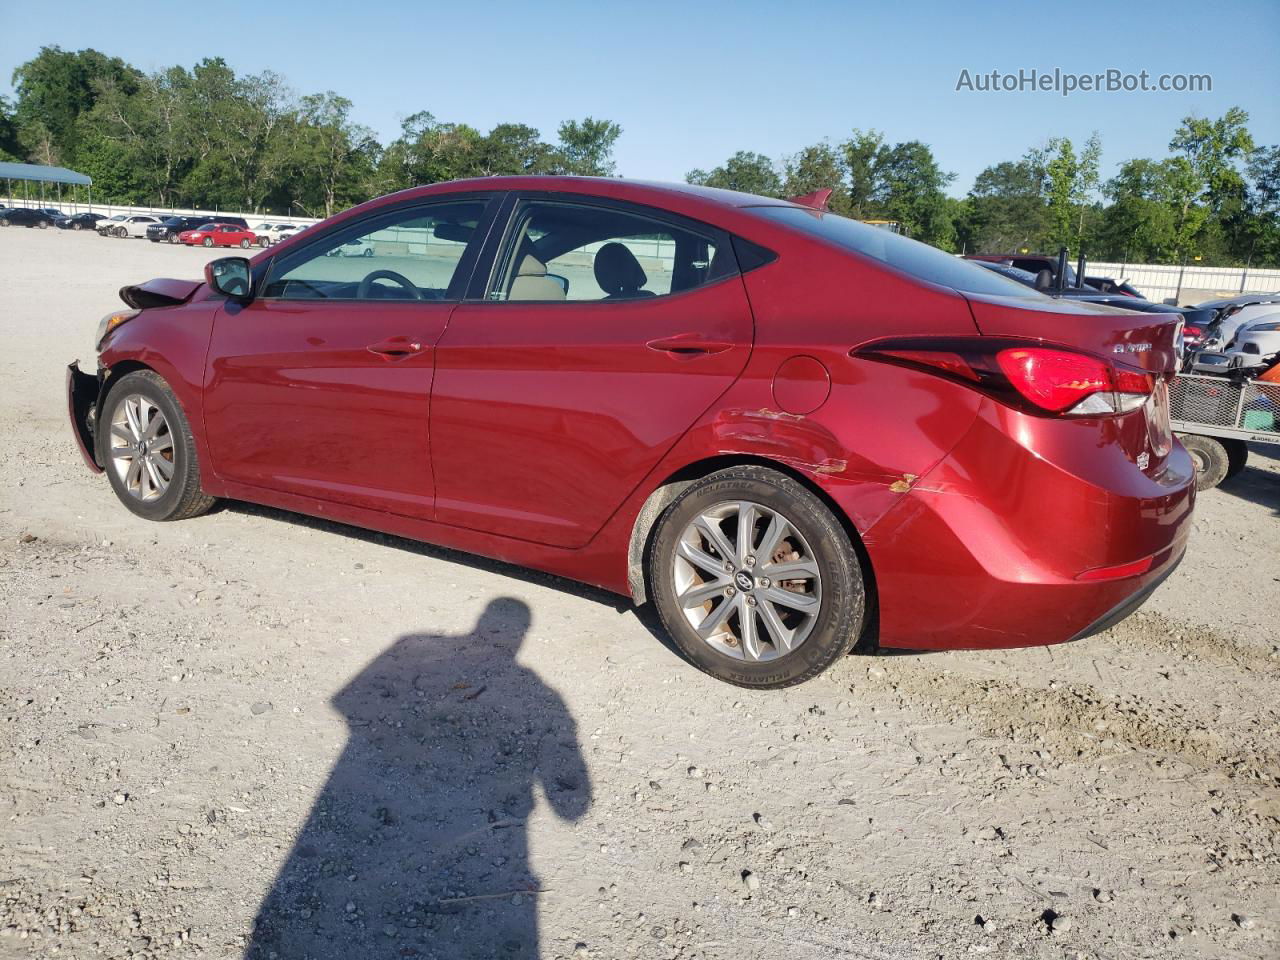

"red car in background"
[66,177,1194,688]
[178,222,258,248]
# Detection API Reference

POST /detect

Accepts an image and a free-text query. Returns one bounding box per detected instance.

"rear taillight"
[1183,325,1202,338]
[855,338,1154,417]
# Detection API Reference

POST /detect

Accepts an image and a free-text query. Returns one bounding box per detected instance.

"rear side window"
[753,206,1043,300]
[489,200,733,302]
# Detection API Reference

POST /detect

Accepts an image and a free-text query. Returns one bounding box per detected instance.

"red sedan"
[178,222,258,248]
[66,177,1194,688]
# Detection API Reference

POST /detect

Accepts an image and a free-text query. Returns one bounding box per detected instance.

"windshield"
[752,206,1044,300]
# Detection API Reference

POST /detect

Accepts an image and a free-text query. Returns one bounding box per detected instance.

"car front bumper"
[67,361,103,473]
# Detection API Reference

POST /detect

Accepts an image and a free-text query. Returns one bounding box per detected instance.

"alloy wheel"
[672,500,822,661]
[109,394,175,502]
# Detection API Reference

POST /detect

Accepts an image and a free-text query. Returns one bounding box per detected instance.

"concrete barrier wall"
[1085,262,1280,305]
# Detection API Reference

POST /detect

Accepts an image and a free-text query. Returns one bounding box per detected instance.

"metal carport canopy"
[0,160,91,184]
[0,162,92,186]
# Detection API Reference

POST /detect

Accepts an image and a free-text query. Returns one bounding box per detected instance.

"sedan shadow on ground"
[246,598,591,960]
[1218,444,1280,516]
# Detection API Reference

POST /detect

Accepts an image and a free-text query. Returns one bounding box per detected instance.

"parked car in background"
[113,215,163,239]
[325,237,374,257]
[56,212,107,231]
[148,215,250,243]
[97,214,129,236]
[1084,276,1145,298]
[37,207,65,218]
[970,261,1214,361]
[964,252,1080,287]
[271,223,303,242]
[68,177,1193,689]
[0,207,62,228]
[177,222,258,248]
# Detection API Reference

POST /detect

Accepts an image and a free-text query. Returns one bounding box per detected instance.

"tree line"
[3,45,1277,267]
[0,46,622,218]
[690,112,1279,268]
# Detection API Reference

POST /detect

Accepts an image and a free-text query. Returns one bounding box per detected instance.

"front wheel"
[202,237,214,247]
[73,222,82,231]
[38,220,48,229]
[99,371,216,521]
[649,466,865,689]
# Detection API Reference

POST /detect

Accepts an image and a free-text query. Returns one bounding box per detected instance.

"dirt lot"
[1,227,1278,960]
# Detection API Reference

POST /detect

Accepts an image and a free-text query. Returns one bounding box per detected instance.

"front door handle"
[645,333,734,356]
[367,336,424,359]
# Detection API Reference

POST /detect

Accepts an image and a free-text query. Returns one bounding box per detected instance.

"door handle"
[367,336,424,359]
[645,333,734,356]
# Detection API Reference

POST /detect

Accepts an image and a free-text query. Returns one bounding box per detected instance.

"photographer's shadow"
[248,598,590,959]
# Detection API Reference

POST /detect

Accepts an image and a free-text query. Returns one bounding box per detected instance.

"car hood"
[119,277,203,309]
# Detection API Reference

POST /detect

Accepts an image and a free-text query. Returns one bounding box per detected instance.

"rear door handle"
[367,336,425,359]
[645,333,734,356]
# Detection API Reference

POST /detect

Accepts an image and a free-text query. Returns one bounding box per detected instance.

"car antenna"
[787,188,833,211]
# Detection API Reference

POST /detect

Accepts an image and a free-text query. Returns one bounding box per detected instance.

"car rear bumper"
[858,403,1196,650]
[67,361,103,473]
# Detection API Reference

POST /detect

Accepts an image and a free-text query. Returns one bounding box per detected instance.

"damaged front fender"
[67,361,103,473]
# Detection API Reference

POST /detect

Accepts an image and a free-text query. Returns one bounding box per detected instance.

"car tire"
[239,238,250,248]
[362,247,374,257]
[1179,434,1231,490]
[98,371,216,522]
[203,237,214,247]
[0,218,8,226]
[38,220,48,229]
[1222,438,1249,482]
[73,222,82,230]
[648,465,865,689]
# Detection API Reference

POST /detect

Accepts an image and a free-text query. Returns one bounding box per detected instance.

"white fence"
[0,195,321,228]
[1086,261,1280,305]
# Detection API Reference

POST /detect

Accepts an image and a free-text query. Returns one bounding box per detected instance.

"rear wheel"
[1223,438,1249,482]
[239,238,250,248]
[649,466,865,689]
[99,371,216,522]
[38,220,48,229]
[1180,434,1230,490]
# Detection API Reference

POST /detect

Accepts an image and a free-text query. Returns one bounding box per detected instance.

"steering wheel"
[356,269,422,300]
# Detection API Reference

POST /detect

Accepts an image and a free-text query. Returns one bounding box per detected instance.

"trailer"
[1169,373,1280,489]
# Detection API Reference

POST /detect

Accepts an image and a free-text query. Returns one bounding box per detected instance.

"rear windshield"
[752,206,1044,300]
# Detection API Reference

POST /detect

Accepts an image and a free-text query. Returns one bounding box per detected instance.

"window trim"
[256,193,504,304]
[468,192,740,305]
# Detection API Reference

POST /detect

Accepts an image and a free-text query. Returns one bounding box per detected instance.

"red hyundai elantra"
[178,222,259,248]
[67,177,1194,687]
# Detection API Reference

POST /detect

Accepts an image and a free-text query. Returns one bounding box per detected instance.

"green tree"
[842,129,889,219]
[782,142,850,213]
[876,140,957,247]
[1096,158,1178,262]
[957,159,1048,253]
[10,45,140,164]
[477,123,555,176]
[290,93,379,217]
[554,117,622,176]
[686,150,781,196]
[1043,138,1078,253]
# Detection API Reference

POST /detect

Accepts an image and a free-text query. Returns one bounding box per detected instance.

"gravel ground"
[1,227,1278,960]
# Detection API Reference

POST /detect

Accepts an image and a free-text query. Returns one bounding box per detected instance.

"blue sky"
[2,0,1277,196]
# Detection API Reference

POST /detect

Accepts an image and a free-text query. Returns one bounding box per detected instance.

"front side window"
[262,199,489,301]
[489,200,732,303]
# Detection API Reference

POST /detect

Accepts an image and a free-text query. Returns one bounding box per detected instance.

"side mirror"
[205,256,252,299]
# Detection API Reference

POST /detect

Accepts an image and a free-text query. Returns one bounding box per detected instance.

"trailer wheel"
[1179,434,1230,490]
[1222,439,1249,482]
